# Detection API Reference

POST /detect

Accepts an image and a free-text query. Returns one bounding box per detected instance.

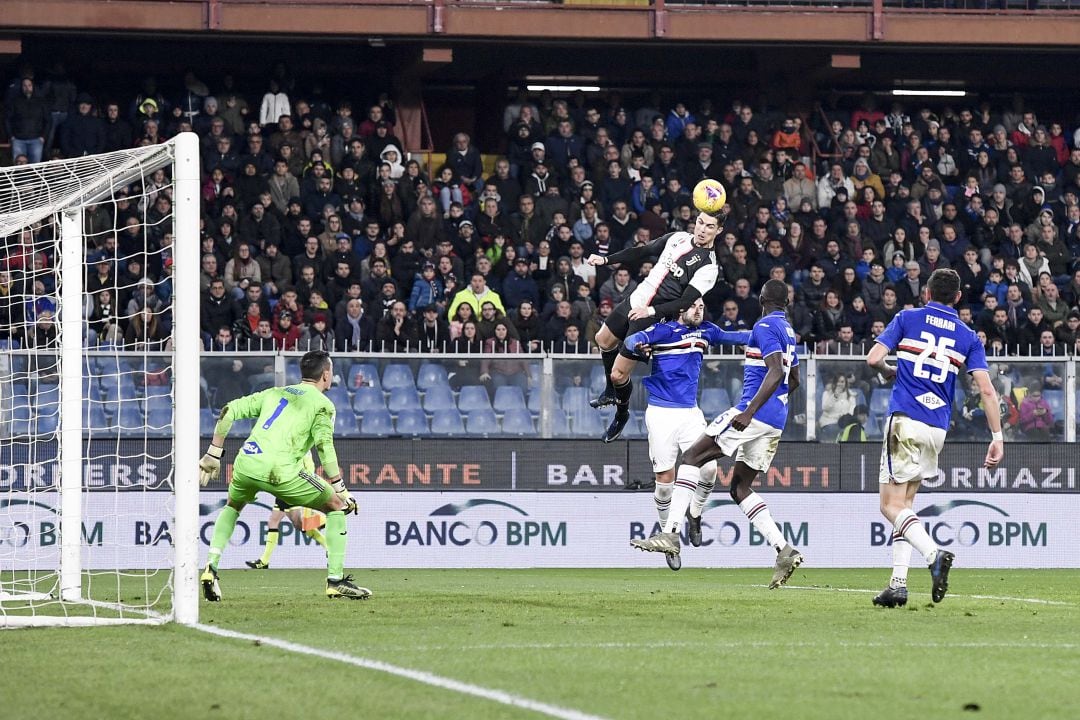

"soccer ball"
[692,179,727,214]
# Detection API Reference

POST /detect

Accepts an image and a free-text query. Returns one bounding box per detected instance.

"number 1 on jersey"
[262,398,288,430]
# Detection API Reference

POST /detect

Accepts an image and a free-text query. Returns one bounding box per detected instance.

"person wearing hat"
[58,92,105,158]
[501,255,540,312]
[408,260,445,313]
[271,309,300,350]
[297,310,335,352]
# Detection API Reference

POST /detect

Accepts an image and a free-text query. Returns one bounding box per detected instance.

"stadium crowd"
[1,66,1079,438]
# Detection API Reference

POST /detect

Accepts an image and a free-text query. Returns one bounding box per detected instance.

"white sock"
[894,508,938,564]
[738,491,786,552]
[653,481,673,524]
[663,465,699,533]
[890,533,911,589]
[689,461,717,519]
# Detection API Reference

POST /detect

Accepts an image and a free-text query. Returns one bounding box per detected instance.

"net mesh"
[0,143,180,625]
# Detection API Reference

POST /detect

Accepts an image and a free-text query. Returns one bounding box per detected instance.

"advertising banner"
[3,440,1077,494]
[1,492,1073,570]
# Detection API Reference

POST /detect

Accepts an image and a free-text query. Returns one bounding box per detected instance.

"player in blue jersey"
[631,280,805,589]
[867,268,1004,606]
[624,298,751,570]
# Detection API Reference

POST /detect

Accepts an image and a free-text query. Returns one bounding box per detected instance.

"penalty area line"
[190,623,610,720]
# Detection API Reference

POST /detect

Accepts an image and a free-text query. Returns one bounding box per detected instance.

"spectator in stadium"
[447,271,505,321]
[819,373,858,439]
[5,76,49,164]
[271,309,300,350]
[480,320,529,390]
[124,305,170,351]
[60,93,105,158]
[85,288,121,346]
[332,297,373,352]
[374,300,417,351]
[418,304,451,352]
[1018,382,1054,441]
[408,261,445,313]
[201,278,242,347]
[298,312,335,352]
[222,243,261,301]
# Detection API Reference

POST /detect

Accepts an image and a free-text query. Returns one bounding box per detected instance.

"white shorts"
[645,406,707,472]
[879,414,947,484]
[704,407,782,473]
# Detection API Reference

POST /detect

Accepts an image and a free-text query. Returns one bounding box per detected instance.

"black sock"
[614,377,633,408]
[600,346,619,396]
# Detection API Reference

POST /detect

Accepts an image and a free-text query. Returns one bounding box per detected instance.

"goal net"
[0,134,200,627]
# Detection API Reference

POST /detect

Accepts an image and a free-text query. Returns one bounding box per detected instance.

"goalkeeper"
[198,350,370,601]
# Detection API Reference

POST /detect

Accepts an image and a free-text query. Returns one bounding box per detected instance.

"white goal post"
[0,133,200,627]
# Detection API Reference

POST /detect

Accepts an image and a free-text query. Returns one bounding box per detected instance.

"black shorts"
[604,299,658,361]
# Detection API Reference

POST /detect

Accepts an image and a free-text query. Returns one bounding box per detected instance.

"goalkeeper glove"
[331,478,358,515]
[199,445,224,486]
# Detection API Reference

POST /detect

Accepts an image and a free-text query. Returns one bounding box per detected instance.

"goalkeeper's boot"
[201,565,222,602]
[602,405,631,443]
[590,390,616,409]
[872,585,909,608]
[768,544,803,589]
[929,550,955,603]
[245,559,270,570]
[686,511,703,548]
[326,575,372,600]
[665,552,682,571]
[631,531,681,556]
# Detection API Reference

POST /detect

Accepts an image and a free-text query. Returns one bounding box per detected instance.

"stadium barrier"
[3,491,1072,569]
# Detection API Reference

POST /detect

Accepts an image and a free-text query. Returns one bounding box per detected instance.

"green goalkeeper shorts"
[229,469,333,510]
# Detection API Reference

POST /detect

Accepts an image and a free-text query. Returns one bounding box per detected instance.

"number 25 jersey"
[874,301,988,431]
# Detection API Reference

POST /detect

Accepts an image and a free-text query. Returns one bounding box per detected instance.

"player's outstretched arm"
[624,325,667,359]
[201,392,268,486]
[732,352,785,431]
[704,324,752,347]
[972,369,1004,469]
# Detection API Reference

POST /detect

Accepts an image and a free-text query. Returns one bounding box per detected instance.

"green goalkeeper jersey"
[217,384,340,482]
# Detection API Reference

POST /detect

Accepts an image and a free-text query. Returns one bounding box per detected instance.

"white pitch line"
[767,584,1076,607]
[400,639,1079,652]
[190,623,610,720]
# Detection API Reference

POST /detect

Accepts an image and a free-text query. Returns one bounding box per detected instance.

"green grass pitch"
[2,568,1079,719]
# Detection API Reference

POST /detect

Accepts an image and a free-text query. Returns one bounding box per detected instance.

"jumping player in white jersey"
[866,268,1004,606]
[631,280,804,589]
[624,298,751,570]
[586,212,721,442]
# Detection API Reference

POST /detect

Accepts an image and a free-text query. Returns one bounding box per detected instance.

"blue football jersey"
[738,311,799,430]
[874,301,988,431]
[626,321,751,409]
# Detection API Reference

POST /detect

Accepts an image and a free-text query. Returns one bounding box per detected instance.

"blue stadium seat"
[699,388,732,418]
[395,409,430,436]
[527,390,546,414]
[145,384,171,399]
[465,409,499,435]
[416,363,449,391]
[199,408,217,436]
[387,388,422,413]
[870,388,890,421]
[360,409,393,436]
[324,387,352,414]
[103,383,140,417]
[38,384,60,408]
[334,412,361,437]
[347,363,381,390]
[119,406,145,432]
[458,385,492,413]
[34,414,58,435]
[83,403,113,432]
[430,409,465,436]
[422,385,456,414]
[352,387,387,414]
[493,386,526,413]
[501,409,536,436]
[571,408,605,436]
[589,365,607,395]
[285,364,301,385]
[623,411,646,439]
[382,364,415,392]
[550,410,572,437]
[145,394,171,413]
[864,410,882,440]
[1043,389,1064,422]
[228,418,255,438]
[146,407,172,435]
[562,387,591,416]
